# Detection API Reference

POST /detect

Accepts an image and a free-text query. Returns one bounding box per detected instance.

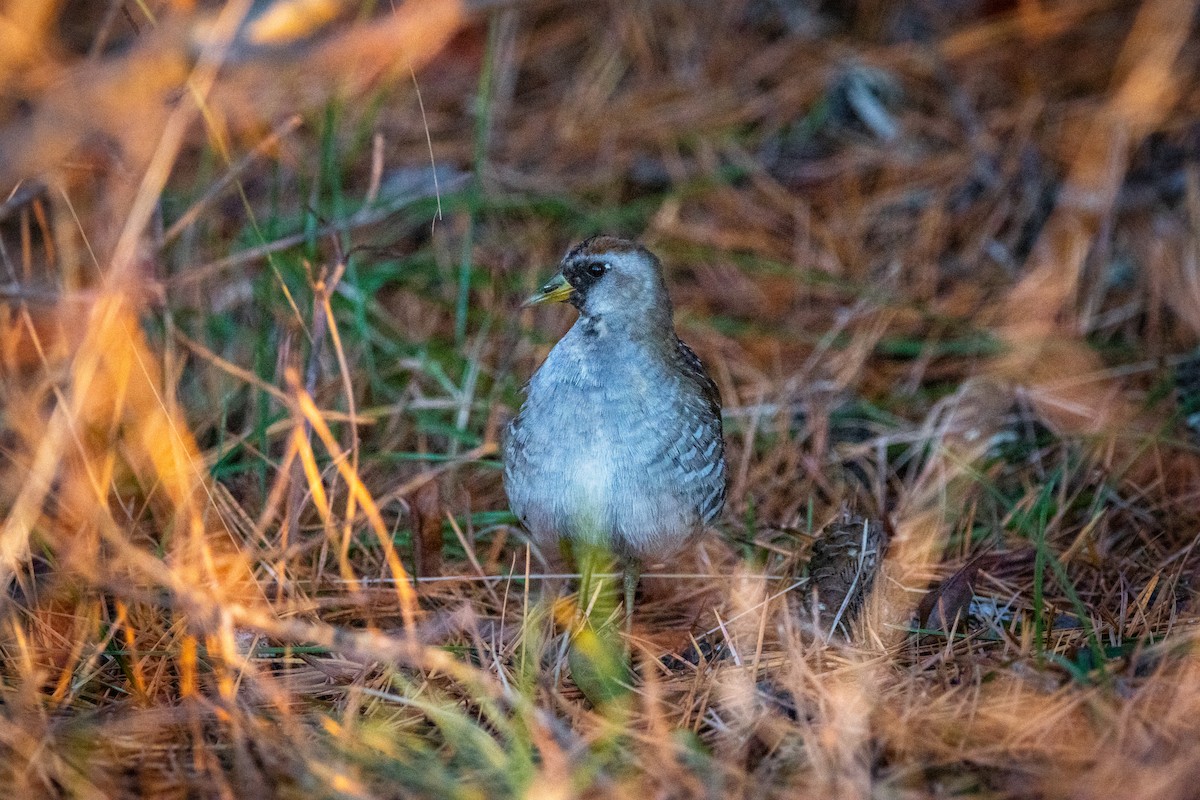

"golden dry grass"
[2,0,1200,797]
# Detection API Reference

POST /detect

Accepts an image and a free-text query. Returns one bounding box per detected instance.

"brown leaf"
[917,553,986,632]
[411,479,443,580]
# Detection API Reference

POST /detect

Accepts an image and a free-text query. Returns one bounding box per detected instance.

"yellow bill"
[522,272,575,307]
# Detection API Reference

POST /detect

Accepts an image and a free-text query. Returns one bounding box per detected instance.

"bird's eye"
[587,262,607,277]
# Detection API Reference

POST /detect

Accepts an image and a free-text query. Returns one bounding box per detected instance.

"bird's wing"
[674,338,727,524]
[675,338,722,419]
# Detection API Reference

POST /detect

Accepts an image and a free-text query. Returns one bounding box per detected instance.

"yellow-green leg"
[623,558,641,638]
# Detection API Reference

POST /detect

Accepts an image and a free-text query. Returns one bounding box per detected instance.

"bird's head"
[523,236,673,331]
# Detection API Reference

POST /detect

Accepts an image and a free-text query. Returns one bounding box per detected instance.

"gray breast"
[503,328,726,559]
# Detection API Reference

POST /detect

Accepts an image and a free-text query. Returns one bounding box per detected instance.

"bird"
[503,236,727,631]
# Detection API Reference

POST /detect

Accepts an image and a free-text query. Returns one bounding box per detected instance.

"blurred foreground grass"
[2,0,1200,797]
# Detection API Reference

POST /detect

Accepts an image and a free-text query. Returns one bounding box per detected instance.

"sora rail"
[503,236,727,624]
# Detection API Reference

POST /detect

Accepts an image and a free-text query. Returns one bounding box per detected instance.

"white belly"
[503,326,719,559]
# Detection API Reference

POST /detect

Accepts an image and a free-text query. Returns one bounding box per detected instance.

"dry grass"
[2,0,1200,797]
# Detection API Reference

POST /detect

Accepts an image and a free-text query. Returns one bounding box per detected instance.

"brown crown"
[564,235,646,261]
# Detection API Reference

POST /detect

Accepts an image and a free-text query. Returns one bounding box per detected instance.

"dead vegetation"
[2,0,1200,797]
